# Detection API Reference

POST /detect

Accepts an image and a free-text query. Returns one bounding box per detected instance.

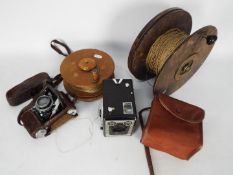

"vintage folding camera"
[99,79,137,136]
[6,72,78,138]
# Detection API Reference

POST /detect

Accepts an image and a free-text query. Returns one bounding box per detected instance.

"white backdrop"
[0,0,233,175]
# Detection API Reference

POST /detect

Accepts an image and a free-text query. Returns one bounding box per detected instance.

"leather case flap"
[158,94,204,123]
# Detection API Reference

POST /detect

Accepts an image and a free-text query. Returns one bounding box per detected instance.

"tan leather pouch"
[141,93,205,160]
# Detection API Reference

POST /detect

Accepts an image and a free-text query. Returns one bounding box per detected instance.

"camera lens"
[112,123,127,132]
[35,95,54,116]
[36,95,52,109]
[109,122,130,135]
[35,95,54,120]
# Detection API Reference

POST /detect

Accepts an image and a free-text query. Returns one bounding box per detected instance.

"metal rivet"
[67,109,78,117]
[35,129,47,138]
[207,35,217,45]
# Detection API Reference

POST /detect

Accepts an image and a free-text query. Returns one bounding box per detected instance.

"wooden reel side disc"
[128,8,192,80]
[60,49,115,101]
[154,26,217,95]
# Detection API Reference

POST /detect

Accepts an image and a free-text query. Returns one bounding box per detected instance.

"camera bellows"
[60,49,115,101]
[146,28,187,75]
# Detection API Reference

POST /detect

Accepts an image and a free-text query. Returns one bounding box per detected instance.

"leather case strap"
[50,39,72,56]
[139,107,155,175]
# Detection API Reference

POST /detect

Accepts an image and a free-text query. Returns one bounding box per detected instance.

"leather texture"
[18,84,76,138]
[6,72,51,106]
[141,94,205,160]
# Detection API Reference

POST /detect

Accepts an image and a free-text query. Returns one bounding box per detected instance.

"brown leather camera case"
[18,90,76,138]
[141,94,205,160]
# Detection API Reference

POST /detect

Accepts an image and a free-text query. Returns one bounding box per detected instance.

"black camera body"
[100,79,137,136]
[6,73,77,138]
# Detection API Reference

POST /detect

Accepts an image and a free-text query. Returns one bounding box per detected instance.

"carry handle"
[50,39,72,56]
[51,74,63,87]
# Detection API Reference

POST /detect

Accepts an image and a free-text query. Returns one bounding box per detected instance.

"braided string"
[146,28,188,75]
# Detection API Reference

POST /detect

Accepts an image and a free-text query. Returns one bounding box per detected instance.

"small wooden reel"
[60,49,114,101]
[128,8,217,94]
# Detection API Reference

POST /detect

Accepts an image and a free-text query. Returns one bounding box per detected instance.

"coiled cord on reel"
[146,28,188,75]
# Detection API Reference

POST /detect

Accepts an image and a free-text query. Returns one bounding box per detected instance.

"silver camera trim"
[104,119,136,137]
[35,128,47,138]
[35,95,54,113]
